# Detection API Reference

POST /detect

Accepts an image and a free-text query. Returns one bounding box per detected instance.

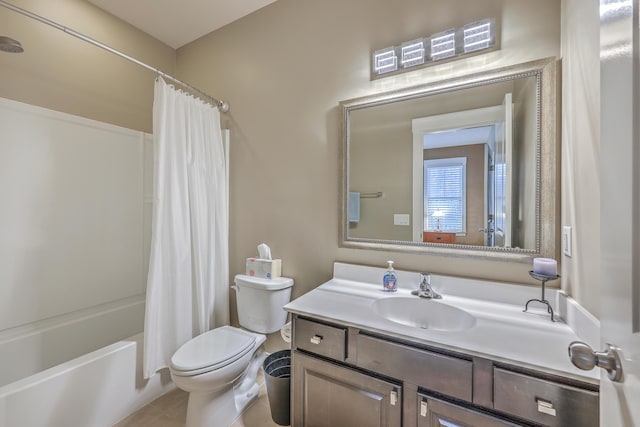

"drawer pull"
[310,335,323,345]
[390,390,398,406]
[420,400,428,416]
[536,398,557,416]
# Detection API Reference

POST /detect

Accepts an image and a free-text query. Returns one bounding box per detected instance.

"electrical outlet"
[562,226,572,257]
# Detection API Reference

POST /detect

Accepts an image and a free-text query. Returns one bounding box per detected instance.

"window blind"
[424,159,466,232]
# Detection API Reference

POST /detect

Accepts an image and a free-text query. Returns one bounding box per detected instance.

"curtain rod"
[0,0,230,112]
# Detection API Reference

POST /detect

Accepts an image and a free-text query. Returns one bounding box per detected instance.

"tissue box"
[245,258,282,279]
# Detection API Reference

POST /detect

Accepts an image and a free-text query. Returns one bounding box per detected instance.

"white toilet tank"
[234,274,294,334]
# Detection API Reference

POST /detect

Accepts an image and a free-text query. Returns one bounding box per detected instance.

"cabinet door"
[292,351,402,427]
[417,395,524,427]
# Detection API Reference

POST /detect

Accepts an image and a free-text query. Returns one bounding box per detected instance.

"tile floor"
[112,388,188,427]
[113,371,282,427]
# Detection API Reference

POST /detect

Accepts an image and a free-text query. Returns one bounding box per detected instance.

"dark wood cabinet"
[290,315,598,427]
[292,351,402,427]
[417,395,524,427]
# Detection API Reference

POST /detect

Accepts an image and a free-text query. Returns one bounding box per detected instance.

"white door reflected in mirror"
[410,93,515,248]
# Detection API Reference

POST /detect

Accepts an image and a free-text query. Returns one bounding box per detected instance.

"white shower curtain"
[143,78,229,379]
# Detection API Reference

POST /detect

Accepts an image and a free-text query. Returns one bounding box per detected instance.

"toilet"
[169,274,294,427]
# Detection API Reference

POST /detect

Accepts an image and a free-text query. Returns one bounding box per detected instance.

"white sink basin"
[372,297,476,332]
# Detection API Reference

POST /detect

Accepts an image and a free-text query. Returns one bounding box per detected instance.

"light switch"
[394,214,410,226]
[563,226,572,257]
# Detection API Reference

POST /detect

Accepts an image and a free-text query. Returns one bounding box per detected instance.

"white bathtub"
[0,297,173,427]
[0,98,168,426]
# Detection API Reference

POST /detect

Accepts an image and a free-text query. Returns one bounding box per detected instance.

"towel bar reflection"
[360,192,383,198]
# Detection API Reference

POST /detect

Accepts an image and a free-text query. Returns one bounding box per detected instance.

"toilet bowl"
[169,275,294,427]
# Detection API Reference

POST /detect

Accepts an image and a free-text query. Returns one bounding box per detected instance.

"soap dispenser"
[383,260,398,292]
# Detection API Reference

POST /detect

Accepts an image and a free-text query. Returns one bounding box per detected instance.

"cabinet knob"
[536,398,556,416]
[420,400,428,417]
[310,335,323,345]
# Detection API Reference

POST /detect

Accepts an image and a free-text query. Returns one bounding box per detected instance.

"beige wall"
[560,0,600,317]
[0,0,176,132]
[348,118,413,241]
[176,0,562,308]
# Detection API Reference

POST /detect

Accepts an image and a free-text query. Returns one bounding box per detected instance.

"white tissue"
[258,243,272,260]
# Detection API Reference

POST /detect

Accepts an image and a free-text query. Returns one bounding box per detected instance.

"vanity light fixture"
[430,29,456,61]
[373,46,399,74]
[400,38,427,68]
[372,18,496,77]
[463,19,495,53]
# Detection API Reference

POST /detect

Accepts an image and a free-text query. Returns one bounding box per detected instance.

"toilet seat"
[170,326,256,377]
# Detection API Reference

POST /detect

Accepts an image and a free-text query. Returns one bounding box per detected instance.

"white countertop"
[284,263,600,385]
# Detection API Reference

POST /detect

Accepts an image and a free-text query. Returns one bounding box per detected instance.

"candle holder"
[524,271,560,322]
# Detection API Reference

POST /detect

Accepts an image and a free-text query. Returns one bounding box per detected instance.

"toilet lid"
[170,326,256,376]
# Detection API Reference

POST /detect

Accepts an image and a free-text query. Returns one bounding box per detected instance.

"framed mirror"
[340,57,558,262]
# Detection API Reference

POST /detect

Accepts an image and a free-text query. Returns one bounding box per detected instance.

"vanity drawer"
[493,368,599,427]
[294,317,347,361]
[356,334,473,402]
[423,231,456,244]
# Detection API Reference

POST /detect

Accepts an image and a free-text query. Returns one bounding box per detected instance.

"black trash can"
[263,349,291,426]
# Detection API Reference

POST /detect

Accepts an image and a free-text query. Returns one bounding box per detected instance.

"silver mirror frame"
[339,57,559,262]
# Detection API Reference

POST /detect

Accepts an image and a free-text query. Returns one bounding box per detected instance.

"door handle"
[568,341,624,382]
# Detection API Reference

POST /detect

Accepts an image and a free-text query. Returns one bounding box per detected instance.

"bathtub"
[0,97,171,426]
[0,296,174,427]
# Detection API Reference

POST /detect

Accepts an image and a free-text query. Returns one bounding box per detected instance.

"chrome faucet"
[412,273,442,299]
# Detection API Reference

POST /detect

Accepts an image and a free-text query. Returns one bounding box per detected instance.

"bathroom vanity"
[284,263,599,427]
